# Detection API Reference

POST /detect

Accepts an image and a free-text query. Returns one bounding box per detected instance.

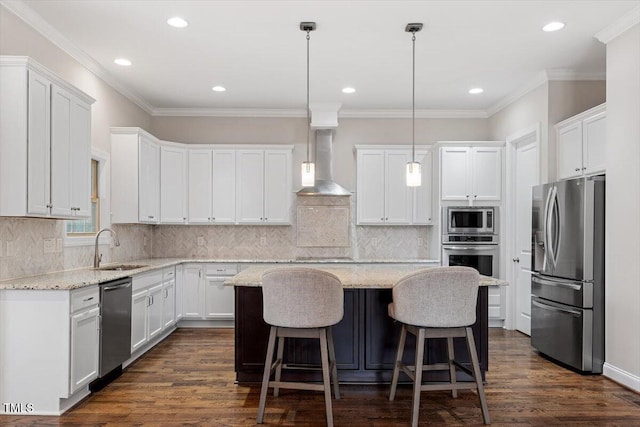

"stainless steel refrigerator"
[531,175,605,373]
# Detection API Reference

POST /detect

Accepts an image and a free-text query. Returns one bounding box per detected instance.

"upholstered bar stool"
[257,267,343,427]
[388,266,490,426]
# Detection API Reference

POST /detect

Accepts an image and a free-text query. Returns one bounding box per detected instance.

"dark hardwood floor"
[4,328,640,426]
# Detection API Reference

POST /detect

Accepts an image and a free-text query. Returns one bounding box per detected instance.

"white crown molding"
[486,71,549,117]
[595,5,640,44]
[339,109,488,119]
[151,107,307,118]
[545,69,606,81]
[1,0,154,115]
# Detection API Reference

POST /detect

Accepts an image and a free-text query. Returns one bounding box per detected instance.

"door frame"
[505,123,540,330]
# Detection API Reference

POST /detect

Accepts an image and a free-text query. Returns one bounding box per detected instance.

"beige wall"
[0,5,153,280]
[603,23,640,387]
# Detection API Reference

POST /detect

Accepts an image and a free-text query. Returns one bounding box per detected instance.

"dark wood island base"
[234,286,488,383]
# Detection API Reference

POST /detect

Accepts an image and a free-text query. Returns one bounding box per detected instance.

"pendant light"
[300,22,316,187]
[406,23,423,187]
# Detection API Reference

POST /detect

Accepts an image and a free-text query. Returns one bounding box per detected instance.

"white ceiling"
[9,0,640,115]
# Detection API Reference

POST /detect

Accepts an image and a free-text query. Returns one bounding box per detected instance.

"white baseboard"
[603,362,640,392]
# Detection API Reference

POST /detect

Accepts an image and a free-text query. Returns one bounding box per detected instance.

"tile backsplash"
[0,196,434,281]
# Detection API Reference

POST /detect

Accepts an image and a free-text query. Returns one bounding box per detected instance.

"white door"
[175,264,184,320]
[139,136,160,223]
[412,150,433,224]
[212,150,236,223]
[50,85,73,217]
[441,147,471,202]
[162,280,176,329]
[264,150,291,224]
[131,289,148,352]
[472,147,502,202]
[182,265,203,318]
[69,306,100,393]
[556,121,583,180]
[582,111,606,175]
[69,98,91,217]
[27,70,51,216]
[236,150,265,224]
[160,146,187,223]
[508,128,539,335]
[384,150,411,224]
[356,150,385,224]
[188,149,213,223]
[147,284,164,340]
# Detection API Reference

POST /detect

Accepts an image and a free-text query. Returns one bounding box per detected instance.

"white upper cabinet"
[356,146,432,225]
[236,149,292,225]
[556,104,606,180]
[111,128,160,224]
[188,149,236,224]
[212,150,236,223]
[188,149,213,223]
[0,57,94,218]
[440,145,502,204]
[160,145,187,224]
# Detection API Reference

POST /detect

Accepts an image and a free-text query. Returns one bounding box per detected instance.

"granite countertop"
[225,265,508,289]
[0,258,442,290]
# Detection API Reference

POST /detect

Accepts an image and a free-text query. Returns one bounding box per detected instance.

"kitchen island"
[227,264,506,383]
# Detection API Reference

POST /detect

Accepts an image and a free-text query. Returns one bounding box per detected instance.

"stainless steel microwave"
[444,206,496,234]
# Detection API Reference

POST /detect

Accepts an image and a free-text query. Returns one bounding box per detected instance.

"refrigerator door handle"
[532,299,582,317]
[546,185,559,268]
[543,186,555,270]
[532,274,582,290]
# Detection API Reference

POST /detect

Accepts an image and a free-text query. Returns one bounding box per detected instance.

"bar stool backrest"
[392,266,480,328]
[262,267,344,328]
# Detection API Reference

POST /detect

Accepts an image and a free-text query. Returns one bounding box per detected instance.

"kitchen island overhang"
[227,264,506,384]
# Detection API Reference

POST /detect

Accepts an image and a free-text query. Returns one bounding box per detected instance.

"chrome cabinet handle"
[575,168,581,172]
[83,296,94,302]
[582,167,587,170]
[512,258,520,263]
[532,299,581,316]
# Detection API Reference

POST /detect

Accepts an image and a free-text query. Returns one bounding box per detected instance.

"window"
[66,159,100,235]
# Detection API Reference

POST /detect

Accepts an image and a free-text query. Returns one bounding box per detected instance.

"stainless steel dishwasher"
[97,276,132,378]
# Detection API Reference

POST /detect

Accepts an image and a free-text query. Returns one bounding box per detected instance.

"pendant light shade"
[406,23,423,187]
[300,22,316,187]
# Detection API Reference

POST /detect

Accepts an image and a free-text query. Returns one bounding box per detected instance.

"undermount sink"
[97,264,148,271]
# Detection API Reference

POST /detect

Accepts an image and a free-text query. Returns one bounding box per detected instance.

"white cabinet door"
[441,147,471,201]
[236,150,265,224]
[182,265,203,318]
[357,150,385,224]
[583,110,606,176]
[69,306,99,393]
[557,121,583,180]
[162,279,176,329]
[175,264,184,320]
[204,275,235,320]
[188,149,213,223]
[50,85,73,217]
[160,145,187,223]
[69,98,91,217]
[26,70,52,216]
[264,150,291,224]
[212,150,236,223]
[471,147,502,201]
[131,289,148,352]
[147,284,164,340]
[139,136,160,223]
[412,150,433,224]
[384,151,411,224]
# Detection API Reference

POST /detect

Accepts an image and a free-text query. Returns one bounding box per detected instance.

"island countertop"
[225,264,507,288]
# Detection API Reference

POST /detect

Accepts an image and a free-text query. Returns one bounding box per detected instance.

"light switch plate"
[260,237,267,246]
[6,241,15,257]
[197,236,205,246]
[56,238,63,252]
[44,238,56,254]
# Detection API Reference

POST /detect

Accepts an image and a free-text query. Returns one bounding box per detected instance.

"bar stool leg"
[257,326,277,424]
[466,327,490,425]
[273,335,285,397]
[447,336,458,398]
[319,328,334,427]
[411,327,426,427]
[389,324,407,401]
[327,327,340,399]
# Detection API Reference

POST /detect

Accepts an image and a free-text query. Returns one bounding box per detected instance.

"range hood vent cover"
[297,129,350,196]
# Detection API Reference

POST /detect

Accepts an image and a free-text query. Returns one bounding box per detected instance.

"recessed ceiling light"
[342,87,356,94]
[167,17,189,28]
[114,58,132,66]
[469,88,484,94]
[212,86,226,92]
[542,22,565,32]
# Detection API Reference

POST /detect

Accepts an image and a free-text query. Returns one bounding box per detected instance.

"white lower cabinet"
[488,285,506,326]
[162,268,176,329]
[181,263,237,322]
[131,288,149,352]
[175,264,184,321]
[69,286,100,394]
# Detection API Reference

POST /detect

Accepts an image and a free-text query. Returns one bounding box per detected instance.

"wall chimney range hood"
[297,129,350,196]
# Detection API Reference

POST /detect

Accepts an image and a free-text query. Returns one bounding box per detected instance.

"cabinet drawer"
[205,264,238,276]
[163,266,175,282]
[71,285,99,313]
[133,270,163,291]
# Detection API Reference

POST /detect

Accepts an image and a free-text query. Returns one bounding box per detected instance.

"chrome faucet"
[94,227,120,268]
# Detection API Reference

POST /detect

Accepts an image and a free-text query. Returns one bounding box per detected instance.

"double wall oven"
[442,206,499,278]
